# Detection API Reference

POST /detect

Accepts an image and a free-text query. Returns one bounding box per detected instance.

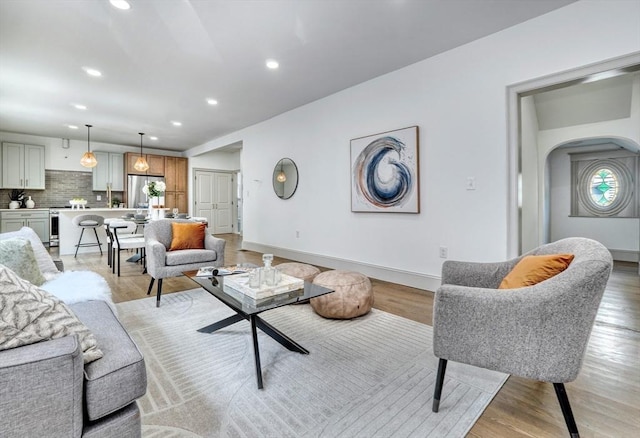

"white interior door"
[194,170,214,227]
[213,172,233,234]
[194,170,234,234]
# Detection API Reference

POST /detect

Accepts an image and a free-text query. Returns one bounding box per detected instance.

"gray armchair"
[145,219,226,307]
[432,237,612,438]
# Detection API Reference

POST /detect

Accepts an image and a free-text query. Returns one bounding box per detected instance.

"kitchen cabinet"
[0,210,49,243]
[93,151,124,191]
[164,191,188,214]
[125,152,165,176]
[165,157,187,191]
[1,143,45,189]
[165,157,188,213]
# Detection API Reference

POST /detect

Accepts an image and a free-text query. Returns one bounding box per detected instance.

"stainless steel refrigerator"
[128,175,165,209]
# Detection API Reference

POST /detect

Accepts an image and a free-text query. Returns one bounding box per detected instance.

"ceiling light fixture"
[80,124,98,168]
[134,133,150,172]
[73,104,87,110]
[149,136,158,141]
[171,121,182,126]
[266,59,279,69]
[109,0,131,10]
[67,124,79,129]
[83,67,102,77]
[206,98,218,105]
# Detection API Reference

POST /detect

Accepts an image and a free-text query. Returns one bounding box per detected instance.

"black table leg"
[197,314,245,333]
[255,317,309,354]
[250,315,263,389]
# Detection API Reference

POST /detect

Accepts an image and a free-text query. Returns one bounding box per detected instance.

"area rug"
[116,289,508,437]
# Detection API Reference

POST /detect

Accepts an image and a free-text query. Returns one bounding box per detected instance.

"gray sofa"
[0,228,147,437]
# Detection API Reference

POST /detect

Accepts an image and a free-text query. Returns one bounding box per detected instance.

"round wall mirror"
[273,158,299,199]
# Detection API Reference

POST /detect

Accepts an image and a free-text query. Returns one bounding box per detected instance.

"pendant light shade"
[276,170,287,183]
[80,124,98,168]
[134,132,150,172]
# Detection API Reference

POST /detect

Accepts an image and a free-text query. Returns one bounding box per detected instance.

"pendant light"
[134,132,149,172]
[80,124,98,168]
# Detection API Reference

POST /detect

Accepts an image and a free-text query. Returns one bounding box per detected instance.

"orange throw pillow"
[499,253,575,289]
[169,222,206,251]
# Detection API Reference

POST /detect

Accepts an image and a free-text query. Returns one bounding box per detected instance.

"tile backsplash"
[0,170,123,209]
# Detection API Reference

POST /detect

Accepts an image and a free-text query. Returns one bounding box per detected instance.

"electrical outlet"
[97,195,101,201]
[439,246,448,258]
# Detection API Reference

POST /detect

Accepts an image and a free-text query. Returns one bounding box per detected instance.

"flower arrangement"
[9,189,25,202]
[142,181,166,198]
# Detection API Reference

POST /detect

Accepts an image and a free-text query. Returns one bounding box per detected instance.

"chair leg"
[432,358,448,412]
[156,279,163,308]
[117,248,121,277]
[553,383,580,438]
[92,227,103,255]
[147,277,155,295]
[74,228,85,258]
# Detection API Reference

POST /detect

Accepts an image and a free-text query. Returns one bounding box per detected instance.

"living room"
[1,1,639,437]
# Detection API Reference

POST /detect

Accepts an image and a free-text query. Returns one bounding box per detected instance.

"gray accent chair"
[145,219,226,307]
[431,237,612,438]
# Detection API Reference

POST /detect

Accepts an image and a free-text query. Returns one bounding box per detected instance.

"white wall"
[190,149,241,171]
[520,96,540,253]
[187,1,640,290]
[548,147,639,259]
[0,131,182,172]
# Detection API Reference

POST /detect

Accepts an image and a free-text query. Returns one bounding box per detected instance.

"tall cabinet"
[164,157,188,213]
[1,143,45,189]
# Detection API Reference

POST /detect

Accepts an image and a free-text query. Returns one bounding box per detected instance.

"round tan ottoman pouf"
[311,270,373,319]
[275,262,321,283]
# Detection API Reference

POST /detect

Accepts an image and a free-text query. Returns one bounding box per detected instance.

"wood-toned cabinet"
[164,191,188,213]
[125,152,165,176]
[93,152,124,191]
[164,157,188,213]
[1,143,45,189]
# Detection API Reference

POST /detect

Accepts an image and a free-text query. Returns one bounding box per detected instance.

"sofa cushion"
[72,301,146,421]
[165,249,217,266]
[0,264,103,364]
[499,253,575,289]
[0,226,59,278]
[0,238,46,286]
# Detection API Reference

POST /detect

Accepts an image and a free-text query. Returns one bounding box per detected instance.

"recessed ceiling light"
[67,125,79,129]
[266,59,279,69]
[171,121,182,127]
[73,104,87,110]
[109,0,131,10]
[83,67,102,77]
[149,136,158,141]
[206,98,218,105]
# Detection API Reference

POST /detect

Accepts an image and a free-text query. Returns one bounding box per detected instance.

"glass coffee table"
[185,270,334,389]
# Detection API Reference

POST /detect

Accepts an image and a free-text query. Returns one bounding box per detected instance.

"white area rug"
[116,289,507,438]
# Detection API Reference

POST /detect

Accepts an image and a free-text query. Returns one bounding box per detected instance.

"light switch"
[466,177,476,190]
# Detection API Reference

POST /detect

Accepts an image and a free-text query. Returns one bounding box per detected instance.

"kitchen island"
[58,208,140,256]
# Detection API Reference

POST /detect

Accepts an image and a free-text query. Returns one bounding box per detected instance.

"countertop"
[0,208,50,212]
[57,208,139,213]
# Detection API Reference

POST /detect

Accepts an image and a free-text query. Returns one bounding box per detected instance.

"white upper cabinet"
[92,152,124,191]
[1,142,45,189]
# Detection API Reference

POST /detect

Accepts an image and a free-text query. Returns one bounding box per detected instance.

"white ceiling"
[0,0,576,151]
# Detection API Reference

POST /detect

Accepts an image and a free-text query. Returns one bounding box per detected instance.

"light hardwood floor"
[52,234,640,437]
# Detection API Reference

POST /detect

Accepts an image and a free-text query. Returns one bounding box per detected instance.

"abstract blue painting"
[351,126,420,213]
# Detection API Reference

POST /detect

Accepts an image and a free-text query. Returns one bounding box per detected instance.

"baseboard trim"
[242,241,440,293]
[609,249,639,263]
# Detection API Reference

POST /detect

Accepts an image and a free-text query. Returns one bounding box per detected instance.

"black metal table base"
[198,311,308,389]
